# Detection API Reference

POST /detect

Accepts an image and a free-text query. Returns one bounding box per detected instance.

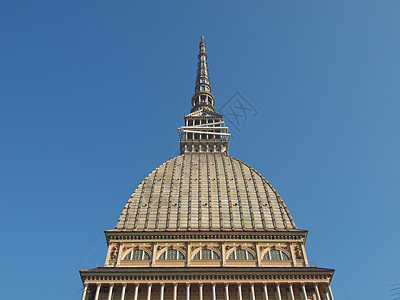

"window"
[228,248,255,260]
[193,248,220,260]
[123,249,151,261]
[263,249,290,261]
[158,248,185,261]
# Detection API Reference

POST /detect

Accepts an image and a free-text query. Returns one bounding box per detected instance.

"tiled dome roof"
[116,154,297,231]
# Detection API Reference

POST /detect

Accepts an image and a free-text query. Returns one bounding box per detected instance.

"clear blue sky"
[1,1,399,299]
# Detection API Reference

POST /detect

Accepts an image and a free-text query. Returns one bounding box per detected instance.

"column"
[288,283,295,300]
[94,283,101,300]
[148,283,153,300]
[186,283,191,300]
[199,283,203,300]
[173,283,178,300]
[328,286,334,300]
[160,283,165,300]
[301,283,308,300]
[108,284,114,300]
[187,243,191,267]
[250,283,256,300]
[289,245,296,267]
[314,283,321,300]
[237,283,243,300]
[221,243,226,266]
[275,284,282,300]
[134,283,140,300]
[116,243,123,267]
[212,283,216,300]
[262,283,269,300]
[121,283,127,300]
[151,243,157,267]
[324,289,330,300]
[255,244,261,267]
[224,283,229,300]
[301,244,309,266]
[81,283,88,300]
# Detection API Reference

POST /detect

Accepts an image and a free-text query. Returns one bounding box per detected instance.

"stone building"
[79,36,335,300]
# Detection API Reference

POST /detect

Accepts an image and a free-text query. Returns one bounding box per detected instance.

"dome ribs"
[199,155,209,230]
[132,169,152,231]
[230,156,254,231]
[237,159,264,231]
[258,175,278,230]
[220,155,236,230]
[210,154,222,230]
[278,195,296,229]
[158,159,175,230]
[216,154,232,230]
[178,155,190,230]
[205,154,212,230]
[153,160,169,231]
[169,155,184,230]
[141,163,160,230]
[190,154,200,230]
[116,154,297,232]
[226,156,245,230]
[246,167,267,231]
[165,155,180,230]
[186,154,193,230]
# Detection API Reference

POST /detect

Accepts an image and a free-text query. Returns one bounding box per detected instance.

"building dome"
[116,153,297,232]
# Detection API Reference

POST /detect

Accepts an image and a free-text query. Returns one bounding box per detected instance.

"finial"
[201,35,205,41]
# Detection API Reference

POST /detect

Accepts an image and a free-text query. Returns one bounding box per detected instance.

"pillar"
[94,283,101,300]
[328,286,334,300]
[148,283,153,300]
[173,283,178,300]
[212,283,216,300]
[186,283,191,300]
[199,283,203,300]
[108,284,114,300]
[256,244,261,266]
[160,283,165,300]
[288,283,295,300]
[262,283,269,300]
[134,283,139,300]
[221,243,226,266]
[275,284,282,300]
[237,283,243,300]
[324,289,330,300]
[314,283,321,300]
[224,283,229,300]
[301,244,309,266]
[81,283,88,300]
[301,283,307,300]
[250,283,256,300]
[187,243,191,267]
[121,283,127,300]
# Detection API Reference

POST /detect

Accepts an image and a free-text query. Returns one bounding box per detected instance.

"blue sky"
[1,1,399,299]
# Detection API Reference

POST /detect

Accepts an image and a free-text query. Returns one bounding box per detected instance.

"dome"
[116,154,297,232]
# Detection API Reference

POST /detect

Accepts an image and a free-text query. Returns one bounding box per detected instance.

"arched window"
[263,249,290,261]
[193,248,220,260]
[123,249,151,261]
[158,248,185,261]
[228,248,255,261]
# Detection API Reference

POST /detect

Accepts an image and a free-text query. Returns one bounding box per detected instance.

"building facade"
[79,36,335,300]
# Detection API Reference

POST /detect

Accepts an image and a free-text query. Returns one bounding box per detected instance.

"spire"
[191,35,215,112]
[178,36,231,155]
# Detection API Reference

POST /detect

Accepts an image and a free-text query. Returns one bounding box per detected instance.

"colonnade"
[82,282,334,300]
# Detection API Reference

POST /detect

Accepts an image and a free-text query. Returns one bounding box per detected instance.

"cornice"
[105,230,308,243]
[80,266,334,284]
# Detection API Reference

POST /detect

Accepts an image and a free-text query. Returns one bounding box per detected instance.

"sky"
[1,0,399,299]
